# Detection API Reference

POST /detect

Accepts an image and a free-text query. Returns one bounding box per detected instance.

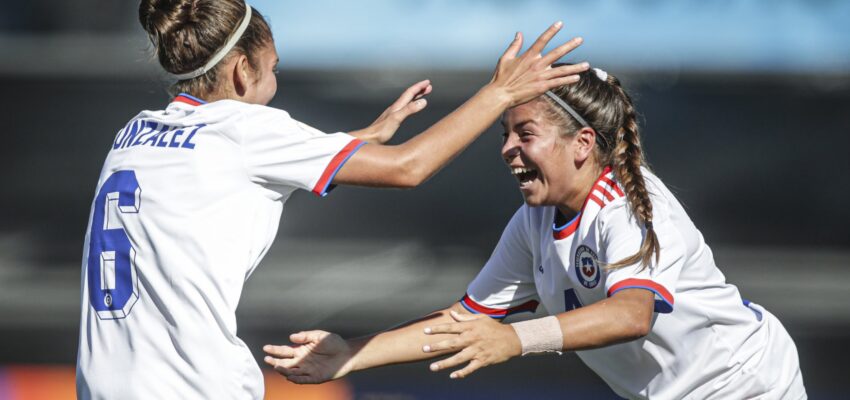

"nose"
[501,133,520,163]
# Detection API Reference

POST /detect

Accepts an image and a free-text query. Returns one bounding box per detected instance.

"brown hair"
[542,65,660,271]
[138,0,273,97]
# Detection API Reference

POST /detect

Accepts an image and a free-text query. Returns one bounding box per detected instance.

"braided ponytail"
[605,79,660,270]
[539,66,660,271]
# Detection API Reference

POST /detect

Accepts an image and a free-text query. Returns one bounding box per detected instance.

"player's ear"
[573,127,596,162]
[232,54,251,97]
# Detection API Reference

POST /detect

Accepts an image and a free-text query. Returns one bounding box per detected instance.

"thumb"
[290,331,308,344]
[291,330,329,345]
[450,309,483,322]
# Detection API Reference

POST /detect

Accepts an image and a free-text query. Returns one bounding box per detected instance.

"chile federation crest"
[574,245,601,289]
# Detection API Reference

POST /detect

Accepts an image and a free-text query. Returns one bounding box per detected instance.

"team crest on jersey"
[574,245,601,288]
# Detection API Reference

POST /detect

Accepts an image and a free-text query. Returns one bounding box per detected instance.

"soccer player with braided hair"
[75,0,589,397]
[265,66,807,399]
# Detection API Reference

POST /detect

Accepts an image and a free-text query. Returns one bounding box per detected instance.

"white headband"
[173,3,253,80]
[544,90,591,128]
[543,66,609,128]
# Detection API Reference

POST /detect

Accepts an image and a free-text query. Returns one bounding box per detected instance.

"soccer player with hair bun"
[265,66,807,399]
[75,0,588,398]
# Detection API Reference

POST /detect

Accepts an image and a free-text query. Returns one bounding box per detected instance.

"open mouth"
[511,167,539,187]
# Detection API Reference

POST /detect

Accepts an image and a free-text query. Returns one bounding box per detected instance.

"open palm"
[264,330,354,384]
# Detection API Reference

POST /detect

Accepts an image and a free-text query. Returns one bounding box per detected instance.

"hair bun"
[138,0,195,38]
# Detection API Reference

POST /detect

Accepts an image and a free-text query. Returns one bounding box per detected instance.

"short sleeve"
[462,206,540,319]
[600,200,685,314]
[241,107,365,196]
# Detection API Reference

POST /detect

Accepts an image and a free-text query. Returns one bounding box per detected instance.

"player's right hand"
[263,330,354,384]
[488,21,589,107]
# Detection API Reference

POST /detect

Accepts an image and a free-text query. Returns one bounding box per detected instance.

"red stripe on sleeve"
[461,294,539,317]
[607,278,674,305]
[311,138,364,196]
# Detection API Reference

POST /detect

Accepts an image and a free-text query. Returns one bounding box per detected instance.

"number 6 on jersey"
[86,170,142,319]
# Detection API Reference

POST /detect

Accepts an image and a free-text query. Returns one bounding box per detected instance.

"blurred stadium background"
[1,0,848,398]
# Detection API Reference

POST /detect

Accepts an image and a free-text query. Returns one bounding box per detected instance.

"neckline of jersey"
[172,93,208,106]
[552,165,613,240]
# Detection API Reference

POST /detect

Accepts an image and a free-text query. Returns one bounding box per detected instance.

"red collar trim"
[552,166,614,240]
[172,93,206,106]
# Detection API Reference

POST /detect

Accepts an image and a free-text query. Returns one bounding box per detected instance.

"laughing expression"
[501,101,576,207]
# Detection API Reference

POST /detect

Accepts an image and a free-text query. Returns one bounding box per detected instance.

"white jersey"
[76,94,364,399]
[462,167,806,399]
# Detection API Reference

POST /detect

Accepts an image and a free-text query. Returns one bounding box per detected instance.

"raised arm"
[334,22,589,188]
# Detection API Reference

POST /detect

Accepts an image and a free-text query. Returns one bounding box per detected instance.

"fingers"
[415,82,433,99]
[391,80,432,110]
[544,75,584,92]
[271,363,328,385]
[290,330,327,344]
[387,97,428,126]
[264,354,302,369]
[429,349,472,373]
[449,359,483,379]
[264,355,289,369]
[406,97,428,114]
[501,31,524,60]
[424,322,463,335]
[541,62,589,81]
[265,351,317,378]
[540,36,584,66]
[263,344,296,359]
[422,337,461,354]
[527,21,563,57]
[272,364,310,379]
[285,374,324,385]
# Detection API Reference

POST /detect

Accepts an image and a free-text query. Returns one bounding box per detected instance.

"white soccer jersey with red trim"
[463,167,805,399]
[76,94,364,399]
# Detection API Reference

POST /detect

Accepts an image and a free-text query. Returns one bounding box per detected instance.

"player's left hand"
[353,79,433,144]
[263,330,354,384]
[422,310,521,379]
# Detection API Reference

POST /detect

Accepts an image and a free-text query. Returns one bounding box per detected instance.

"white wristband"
[510,316,564,356]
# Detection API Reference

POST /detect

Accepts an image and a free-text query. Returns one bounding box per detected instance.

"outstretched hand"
[422,310,521,379]
[351,80,433,144]
[489,21,589,107]
[264,330,354,385]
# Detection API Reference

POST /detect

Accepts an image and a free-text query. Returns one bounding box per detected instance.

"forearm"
[347,303,468,372]
[332,85,511,188]
[554,289,654,351]
[393,84,511,183]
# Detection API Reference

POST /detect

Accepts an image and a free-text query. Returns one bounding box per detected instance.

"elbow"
[391,153,430,189]
[632,320,652,339]
[623,313,652,340]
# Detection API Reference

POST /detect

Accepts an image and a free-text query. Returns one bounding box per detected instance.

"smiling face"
[501,100,580,208]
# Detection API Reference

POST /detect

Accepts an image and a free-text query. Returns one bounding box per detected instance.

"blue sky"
[253,0,850,72]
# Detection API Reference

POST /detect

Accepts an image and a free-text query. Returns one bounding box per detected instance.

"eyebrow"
[501,119,536,130]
